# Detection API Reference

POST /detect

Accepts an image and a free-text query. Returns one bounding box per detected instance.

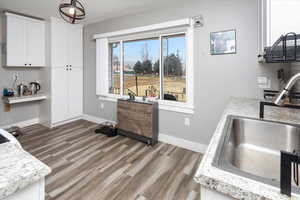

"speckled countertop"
[194,97,300,200]
[0,142,51,200]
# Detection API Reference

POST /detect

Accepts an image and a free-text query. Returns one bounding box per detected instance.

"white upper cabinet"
[67,24,83,68]
[26,19,46,66]
[51,18,83,68]
[51,18,68,67]
[6,15,26,67]
[5,13,45,67]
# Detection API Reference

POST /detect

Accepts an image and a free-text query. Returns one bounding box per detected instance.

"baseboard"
[0,118,40,129]
[158,133,207,153]
[82,114,207,153]
[82,114,116,124]
[50,116,83,128]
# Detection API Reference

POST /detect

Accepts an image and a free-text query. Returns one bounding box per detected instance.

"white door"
[67,24,83,68]
[51,18,67,68]
[6,15,26,66]
[26,20,45,67]
[51,68,69,124]
[68,67,83,118]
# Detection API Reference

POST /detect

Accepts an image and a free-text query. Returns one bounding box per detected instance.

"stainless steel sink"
[213,115,300,194]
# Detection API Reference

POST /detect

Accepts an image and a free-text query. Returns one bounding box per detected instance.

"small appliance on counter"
[29,82,41,95]
[0,128,22,148]
[16,82,41,96]
[17,83,27,97]
[3,88,14,97]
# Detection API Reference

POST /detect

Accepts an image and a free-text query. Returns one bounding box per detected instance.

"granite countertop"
[0,142,51,199]
[194,97,300,200]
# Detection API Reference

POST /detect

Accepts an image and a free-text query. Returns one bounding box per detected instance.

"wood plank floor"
[18,120,202,200]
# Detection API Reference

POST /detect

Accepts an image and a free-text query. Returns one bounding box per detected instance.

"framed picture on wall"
[210,29,236,55]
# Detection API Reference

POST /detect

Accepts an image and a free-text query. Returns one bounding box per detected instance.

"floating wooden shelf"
[3,94,47,104]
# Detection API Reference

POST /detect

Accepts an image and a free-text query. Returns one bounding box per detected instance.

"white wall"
[83,0,288,145]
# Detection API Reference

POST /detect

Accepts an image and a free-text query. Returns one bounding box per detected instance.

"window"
[269,0,300,45]
[109,42,121,95]
[95,18,194,113]
[260,0,300,48]
[162,34,186,102]
[107,34,187,103]
[123,38,160,98]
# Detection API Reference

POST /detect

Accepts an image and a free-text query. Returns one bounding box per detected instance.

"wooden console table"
[117,99,158,145]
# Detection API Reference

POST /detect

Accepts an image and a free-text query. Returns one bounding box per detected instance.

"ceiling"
[0,0,177,25]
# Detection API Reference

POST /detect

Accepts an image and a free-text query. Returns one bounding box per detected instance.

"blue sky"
[111,35,186,70]
[123,36,186,68]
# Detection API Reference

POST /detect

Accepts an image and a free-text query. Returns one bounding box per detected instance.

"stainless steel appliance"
[17,83,26,96]
[29,82,41,95]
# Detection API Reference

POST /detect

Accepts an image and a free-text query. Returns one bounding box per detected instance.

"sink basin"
[213,115,300,194]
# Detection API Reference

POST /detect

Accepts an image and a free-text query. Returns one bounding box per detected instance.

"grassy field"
[110,74,186,102]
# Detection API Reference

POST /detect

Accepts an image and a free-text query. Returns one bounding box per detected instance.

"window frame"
[96,19,194,114]
[258,0,270,55]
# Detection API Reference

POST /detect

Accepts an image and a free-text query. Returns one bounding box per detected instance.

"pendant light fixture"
[59,0,85,24]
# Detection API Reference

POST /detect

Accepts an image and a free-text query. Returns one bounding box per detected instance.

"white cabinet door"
[6,15,26,66]
[26,20,45,67]
[67,24,83,68]
[51,18,68,68]
[68,68,83,118]
[51,68,69,124]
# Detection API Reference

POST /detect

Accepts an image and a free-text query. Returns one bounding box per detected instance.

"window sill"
[98,95,194,114]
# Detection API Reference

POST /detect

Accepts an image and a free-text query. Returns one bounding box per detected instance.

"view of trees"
[133,60,153,74]
[133,53,183,76]
[163,54,183,76]
[110,35,186,102]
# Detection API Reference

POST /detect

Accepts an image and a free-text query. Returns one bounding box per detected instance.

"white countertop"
[194,97,300,200]
[0,142,51,200]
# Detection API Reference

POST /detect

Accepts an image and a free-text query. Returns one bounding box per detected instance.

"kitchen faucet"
[260,72,300,119]
[274,72,300,105]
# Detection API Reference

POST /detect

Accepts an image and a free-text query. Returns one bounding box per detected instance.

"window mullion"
[159,35,163,100]
[120,40,124,96]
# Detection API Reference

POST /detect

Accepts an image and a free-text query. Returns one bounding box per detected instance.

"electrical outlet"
[184,117,190,126]
[257,76,271,89]
[100,103,104,109]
